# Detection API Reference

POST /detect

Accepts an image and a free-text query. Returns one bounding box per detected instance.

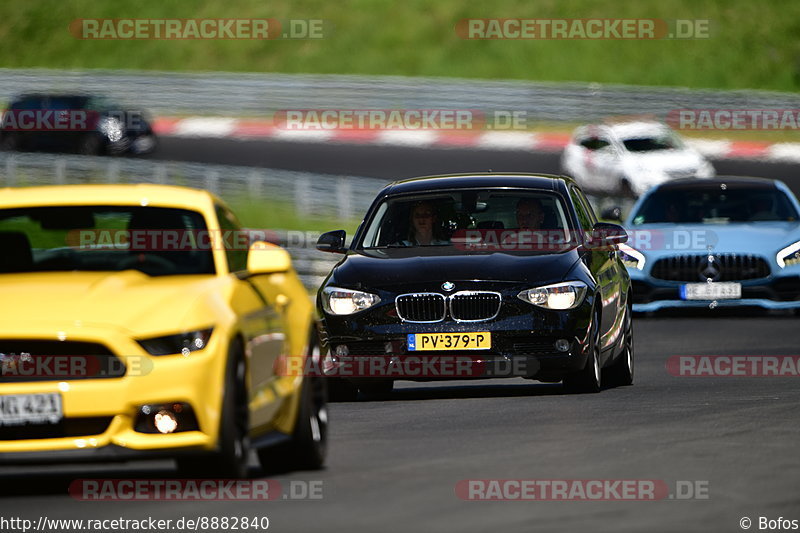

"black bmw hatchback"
[316,174,633,398]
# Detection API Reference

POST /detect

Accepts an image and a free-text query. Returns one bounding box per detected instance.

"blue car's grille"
[651,253,770,282]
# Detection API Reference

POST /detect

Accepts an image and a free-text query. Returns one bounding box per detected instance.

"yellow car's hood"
[0,271,225,336]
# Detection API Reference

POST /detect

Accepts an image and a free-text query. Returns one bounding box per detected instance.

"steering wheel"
[118,253,178,275]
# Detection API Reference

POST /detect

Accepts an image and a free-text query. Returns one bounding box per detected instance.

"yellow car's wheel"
[258,341,327,473]
[177,339,250,478]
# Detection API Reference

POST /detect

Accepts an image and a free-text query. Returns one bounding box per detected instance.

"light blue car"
[612,177,800,312]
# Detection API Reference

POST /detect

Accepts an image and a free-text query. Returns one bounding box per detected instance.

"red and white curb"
[153,117,800,163]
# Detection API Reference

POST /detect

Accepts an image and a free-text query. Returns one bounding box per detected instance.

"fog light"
[554,339,571,353]
[134,402,198,434]
[154,410,178,434]
[335,345,349,356]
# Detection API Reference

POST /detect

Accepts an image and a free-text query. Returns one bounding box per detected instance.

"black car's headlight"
[618,243,646,270]
[777,241,800,268]
[322,287,381,315]
[137,328,214,356]
[98,116,124,142]
[517,281,588,310]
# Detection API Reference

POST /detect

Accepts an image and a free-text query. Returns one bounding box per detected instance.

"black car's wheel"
[0,133,20,152]
[258,342,328,474]
[178,340,250,478]
[358,379,394,400]
[563,311,601,394]
[78,134,103,156]
[607,303,634,386]
[327,377,359,402]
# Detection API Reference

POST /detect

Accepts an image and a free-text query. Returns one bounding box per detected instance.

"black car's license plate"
[407,332,491,351]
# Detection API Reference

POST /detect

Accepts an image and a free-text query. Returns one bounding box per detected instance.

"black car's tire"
[177,340,250,478]
[358,379,394,400]
[607,304,634,387]
[78,134,103,156]
[563,311,602,394]
[0,133,20,151]
[327,377,359,402]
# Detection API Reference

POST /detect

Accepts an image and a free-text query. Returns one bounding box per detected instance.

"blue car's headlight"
[618,243,646,270]
[517,281,588,310]
[777,241,800,268]
[322,287,381,315]
[137,328,214,356]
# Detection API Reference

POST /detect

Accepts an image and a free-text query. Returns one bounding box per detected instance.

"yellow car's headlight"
[137,328,214,356]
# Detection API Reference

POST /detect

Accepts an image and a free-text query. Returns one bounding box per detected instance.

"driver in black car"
[401,201,450,246]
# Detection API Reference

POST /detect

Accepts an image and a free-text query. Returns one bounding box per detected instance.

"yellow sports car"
[0,184,326,477]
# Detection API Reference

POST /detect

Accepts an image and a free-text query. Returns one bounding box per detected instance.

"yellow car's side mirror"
[246,241,291,275]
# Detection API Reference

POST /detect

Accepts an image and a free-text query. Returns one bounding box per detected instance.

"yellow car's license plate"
[407,332,491,351]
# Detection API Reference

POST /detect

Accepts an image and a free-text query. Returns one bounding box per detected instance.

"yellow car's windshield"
[0,205,215,276]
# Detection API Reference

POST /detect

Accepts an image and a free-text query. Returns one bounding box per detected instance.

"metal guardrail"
[3,68,800,123]
[0,152,629,290]
[0,153,380,290]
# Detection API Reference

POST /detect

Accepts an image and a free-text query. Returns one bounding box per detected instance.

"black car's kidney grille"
[0,416,113,441]
[395,293,447,323]
[450,292,501,322]
[651,254,770,282]
[0,340,124,383]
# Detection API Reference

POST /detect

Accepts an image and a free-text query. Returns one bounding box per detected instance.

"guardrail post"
[247,170,262,197]
[154,164,167,184]
[205,169,220,195]
[54,158,66,184]
[337,178,352,221]
[295,176,311,218]
[4,156,17,187]
[108,160,120,183]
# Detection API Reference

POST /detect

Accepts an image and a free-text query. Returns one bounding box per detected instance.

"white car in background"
[560,121,715,197]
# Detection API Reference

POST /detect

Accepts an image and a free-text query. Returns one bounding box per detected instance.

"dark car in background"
[316,173,634,399]
[0,93,157,155]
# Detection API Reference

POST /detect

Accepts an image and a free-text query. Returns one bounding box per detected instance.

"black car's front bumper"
[320,300,595,382]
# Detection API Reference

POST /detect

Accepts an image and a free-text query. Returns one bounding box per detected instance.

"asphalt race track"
[2,139,799,532]
[151,136,800,195]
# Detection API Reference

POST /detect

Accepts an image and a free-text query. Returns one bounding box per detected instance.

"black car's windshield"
[0,206,215,276]
[631,186,799,224]
[358,189,576,254]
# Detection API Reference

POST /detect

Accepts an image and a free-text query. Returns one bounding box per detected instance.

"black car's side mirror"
[316,230,347,254]
[589,222,628,248]
[600,206,623,222]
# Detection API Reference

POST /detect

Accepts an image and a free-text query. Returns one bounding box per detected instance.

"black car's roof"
[381,173,575,196]
[654,176,780,192]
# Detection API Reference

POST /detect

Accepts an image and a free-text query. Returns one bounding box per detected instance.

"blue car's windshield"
[631,187,799,224]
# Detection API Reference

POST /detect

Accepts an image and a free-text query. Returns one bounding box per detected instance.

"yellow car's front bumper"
[0,322,228,462]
